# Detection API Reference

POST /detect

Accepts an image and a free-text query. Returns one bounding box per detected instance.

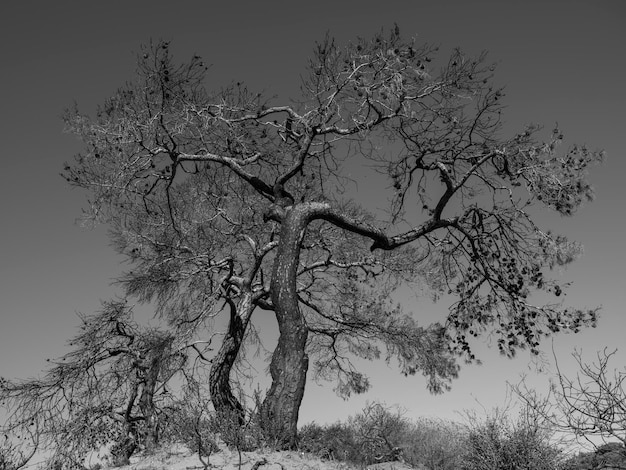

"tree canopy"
[1,26,602,458]
[61,28,602,446]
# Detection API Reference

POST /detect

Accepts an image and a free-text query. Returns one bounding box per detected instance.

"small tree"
[516,348,626,448]
[0,301,185,468]
[61,27,602,447]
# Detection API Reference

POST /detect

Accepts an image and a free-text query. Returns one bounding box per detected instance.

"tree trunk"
[111,424,138,466]
[261,205,310,449]
[138,352,161,452]
[209,295,254,425]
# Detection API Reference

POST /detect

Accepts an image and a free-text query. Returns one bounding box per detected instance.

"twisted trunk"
[209,295,255,425]
[261,205,311,449]
[260,200,394,447]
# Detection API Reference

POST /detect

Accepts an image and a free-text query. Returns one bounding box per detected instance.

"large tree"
[61,28,601,447]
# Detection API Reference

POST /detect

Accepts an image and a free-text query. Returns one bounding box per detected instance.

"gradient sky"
[1,1,625,429]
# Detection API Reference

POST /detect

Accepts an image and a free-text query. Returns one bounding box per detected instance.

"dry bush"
[348,402,412,465]
[299,402,415,466]
[460,409,562,470]
[400,417,466,470]
[298,421,358,462]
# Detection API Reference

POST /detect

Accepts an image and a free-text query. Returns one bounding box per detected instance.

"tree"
[61,28,601,447]
[0,301,185,468]
[516,348,626,448]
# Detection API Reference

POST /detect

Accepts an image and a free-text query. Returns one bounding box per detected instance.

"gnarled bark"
[208,295,254,425]
[261,204,311,449]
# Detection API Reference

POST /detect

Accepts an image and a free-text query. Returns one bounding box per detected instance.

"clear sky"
[1,0,625,429]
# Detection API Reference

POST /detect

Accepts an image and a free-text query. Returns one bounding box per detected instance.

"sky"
[1,0,625,433]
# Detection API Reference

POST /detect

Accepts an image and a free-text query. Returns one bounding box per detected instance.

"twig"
[250,457,267,470]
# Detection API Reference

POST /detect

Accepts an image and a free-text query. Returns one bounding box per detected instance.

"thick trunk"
[261,205,310,449]
[209,294,254,425]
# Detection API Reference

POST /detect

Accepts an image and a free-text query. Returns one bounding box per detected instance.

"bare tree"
[61,27,602,447]
[0,301,185,468]
[516,348,626,448]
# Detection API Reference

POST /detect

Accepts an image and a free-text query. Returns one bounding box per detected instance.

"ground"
[107,443,417,470]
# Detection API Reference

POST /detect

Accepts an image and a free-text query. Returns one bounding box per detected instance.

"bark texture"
[209,296,253,425]
[261,204,311,449]
[138,353,160,452]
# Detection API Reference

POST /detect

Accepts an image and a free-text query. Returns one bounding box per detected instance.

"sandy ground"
[115,443,417,470]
